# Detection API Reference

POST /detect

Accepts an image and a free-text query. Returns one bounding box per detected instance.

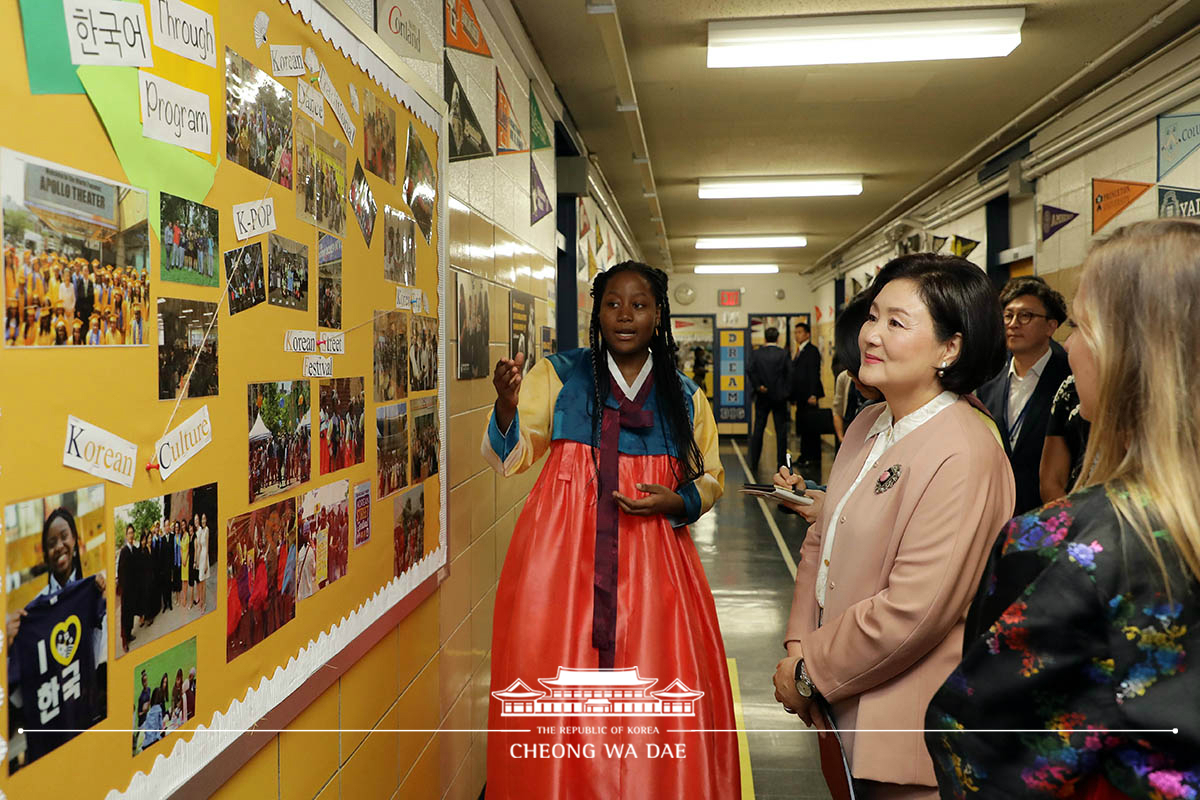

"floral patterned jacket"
[925,484,1199,798]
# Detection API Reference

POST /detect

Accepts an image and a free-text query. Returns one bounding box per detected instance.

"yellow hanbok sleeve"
[672,387,724,526]
[480,356,563,477]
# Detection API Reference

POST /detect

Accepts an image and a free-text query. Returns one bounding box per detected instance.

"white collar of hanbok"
[607,350,654,401]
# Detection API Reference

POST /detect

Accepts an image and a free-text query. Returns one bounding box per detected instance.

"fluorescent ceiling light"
[696,235,807,249]
[707,8,1025,68]
[699,175,862,199]
[694,264,779,274]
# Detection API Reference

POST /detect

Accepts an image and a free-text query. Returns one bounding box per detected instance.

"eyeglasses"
[1002,309,1053,326]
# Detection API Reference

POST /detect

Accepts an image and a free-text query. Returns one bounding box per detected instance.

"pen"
[785,452,792,473]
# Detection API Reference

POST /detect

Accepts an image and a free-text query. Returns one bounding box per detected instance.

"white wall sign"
[156,406,213,480]
[232,198,276,240]
[375,0,437,63]
[319,64,356,145]
[270,44,305,76]
[318,332,345,355]
[64,0,154,67]
[302,355,334,378]
[63,415,138,487]
[148,0,216,67]
[138,71,212,153]
[296,80,326,124]
[284,330,318,353]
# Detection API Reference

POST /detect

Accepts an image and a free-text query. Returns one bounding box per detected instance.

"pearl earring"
[937,361,947,377]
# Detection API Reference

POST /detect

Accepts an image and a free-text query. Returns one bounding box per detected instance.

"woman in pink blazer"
[772,254,1016,799]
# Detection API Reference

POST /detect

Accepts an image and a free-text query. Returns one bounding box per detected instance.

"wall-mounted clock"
[674,283,696,305]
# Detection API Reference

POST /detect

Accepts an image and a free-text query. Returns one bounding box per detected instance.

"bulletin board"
[0,1,448,798]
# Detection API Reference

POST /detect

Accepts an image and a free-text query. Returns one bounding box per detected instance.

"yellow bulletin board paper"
[0,2,447,798]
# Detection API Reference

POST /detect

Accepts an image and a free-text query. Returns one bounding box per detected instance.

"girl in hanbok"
[482,262,738,798]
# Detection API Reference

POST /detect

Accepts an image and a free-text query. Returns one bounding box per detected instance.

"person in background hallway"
[771,253,1014,800]
[926,219,1200,799]
[830,296,884,450]
[1038,373,1091,504]
[976,276,1070,515]
[790,321,824,473]
[747,326,792,476]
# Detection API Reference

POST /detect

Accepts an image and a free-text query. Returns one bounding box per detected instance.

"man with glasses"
[977,276,1070,514]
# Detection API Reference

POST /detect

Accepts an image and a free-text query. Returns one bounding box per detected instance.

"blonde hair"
[1074,218,1200,583]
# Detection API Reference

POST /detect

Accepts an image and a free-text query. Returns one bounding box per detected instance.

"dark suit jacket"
[790,342,824,403]
[747,344,792,405]
[976,340,1070,515]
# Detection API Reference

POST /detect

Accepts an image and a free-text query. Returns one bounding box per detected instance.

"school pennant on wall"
[376,0,437,63]
[495,70,527,154]
[531,158,552,225]
[444,0,491,57]
[1092,178,1153,233]
[444,54,491,162]
[930,235,948,253]
[595,224,604,252]
[530,86,552,151]
[578,199,591,238]
[1157,112,1200,181]
[951,235,979,259]
[1041,204,1079,241]
[1158,185,1200,219]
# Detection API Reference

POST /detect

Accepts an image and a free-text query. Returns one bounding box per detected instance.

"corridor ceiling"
[509,0,1200,272]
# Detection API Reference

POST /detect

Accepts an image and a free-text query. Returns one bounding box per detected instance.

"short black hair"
[794,321,810,334]
[865,253,1006,394]
[835,290,872,380]
[998,276,1067,323]
[764,326,779,342]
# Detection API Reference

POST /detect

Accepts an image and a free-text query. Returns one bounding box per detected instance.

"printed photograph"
[225,47,293,188]
[383,205,416,286]
[295,120,347,237]
[374,309,409,402]
[298,480,350,601]
[226,496,298,661]
[248,380,312,502]
[353,480,371,547]
[376,401,408,500]
[114,483,217,657]
[131,637,197,757]
[317,234,342,330]
[393,484,424,577]
[319,376,365,475]
[2,150,150,348]
[349,160,377,246]
[363,87,396,184]
[4,484,108,772]
[267,233,309,311]
[456,271,490,379]
[409,314,437,392]
[510,289,534,371]
[411,396,438,483]
[224,242,266,316]
[402,122,436,244]
[160,193,219,287]
[157,298,218,401]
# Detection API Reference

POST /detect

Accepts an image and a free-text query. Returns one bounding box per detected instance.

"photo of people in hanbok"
[383,205,416,286]
[3,150,150,348]
[113,483,217,657]
[225,497,298,661]
[224,242,266,316]
[456,271,490,379]
[410,397,438,483]
[295,121,347,237]
[374,309,409,402]
[349,160,377,245]
[4,485,108,772]
[403,122,436,244]
[297,480,350,601]
[409,314,437,392]
[363,87,396,184]
[225,47,293,188]
[376,402,408,500]
[157,298,218,400]
[267,233,309,311]
[319,377,365,475]
[248,381,312,502]
[131,637,197,757]
[159,193,219,287]
[393,484,424,577]
[317,234,342,330]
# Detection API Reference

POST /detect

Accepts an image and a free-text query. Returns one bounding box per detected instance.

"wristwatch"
[794,659,813,698]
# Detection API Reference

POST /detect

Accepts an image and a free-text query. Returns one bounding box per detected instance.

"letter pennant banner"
[444,0,491,57]
[1041,204,1079,241]
[1092,178,1153,233]
[951,235,979,259]
[496,70,527,154]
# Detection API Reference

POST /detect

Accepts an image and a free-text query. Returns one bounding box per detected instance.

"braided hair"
[587,261,706,488]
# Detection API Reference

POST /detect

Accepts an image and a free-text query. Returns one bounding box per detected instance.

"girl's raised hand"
[492,353,525,431]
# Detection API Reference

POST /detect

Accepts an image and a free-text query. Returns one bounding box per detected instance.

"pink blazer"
[786,398,1015,787]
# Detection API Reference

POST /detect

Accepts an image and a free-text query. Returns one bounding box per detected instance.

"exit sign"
[718,289,741,307]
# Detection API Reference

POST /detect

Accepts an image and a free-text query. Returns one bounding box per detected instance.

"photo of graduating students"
[393,484,424,577]
[113,484,217,657]
[456,271,490,379]
[409,314,438,392]
[410,396,439,483]
[4,485,108,773]
[295,121,347,237]
[160,193,219,287]
[317,234,342,329]
[349,160,377,245]
[363,87,396,184]
[267,233,309,311]
[298,480,350,602]
[376,401,408,500]
[131,637,197,757]
[319,377,365,474]
[226,497,298,661]
[248,381,312,502]
[374,309,409,401]
[225,47,293,188]
[382,205,417,285]
[402,122,436,244]
[224,242,266,316]
[2,150,151,349]
[157,298,218,400]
